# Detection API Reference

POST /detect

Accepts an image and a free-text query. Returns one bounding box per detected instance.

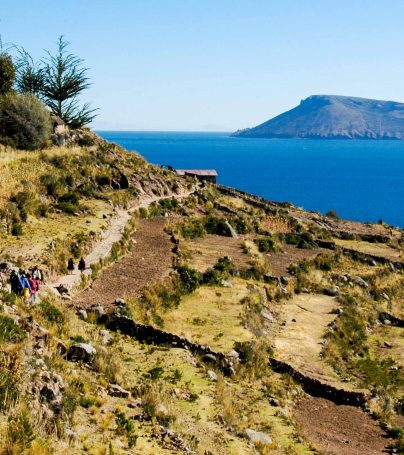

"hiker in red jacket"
[28,274,39,304]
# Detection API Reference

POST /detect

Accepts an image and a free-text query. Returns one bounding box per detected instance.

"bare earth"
[75,218,173,308]
[294,396,391,455]
[185,234,250,272]
[266,244,326,276]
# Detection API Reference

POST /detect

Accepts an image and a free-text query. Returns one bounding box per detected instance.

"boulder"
[203,353,217,362]
[207,370,218,381]
[100,329,112,345]
[67,343,97,363]
[245,429,273,446]
[261,310,275,323]
[323,287,339,297]
[108,383,131,398]
[354,276,369,288]
[77,309,88,320]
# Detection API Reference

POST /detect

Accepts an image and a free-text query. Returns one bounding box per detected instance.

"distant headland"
[232,95,404,139]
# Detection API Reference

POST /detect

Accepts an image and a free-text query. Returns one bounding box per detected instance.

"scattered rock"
[227,350,240,359]
[56,340,67,357]
[108,383,131,398]
[221,280,232,288]
[269,397,280,407]
[245,428,273,446]
[55,284,70,295]
[67,343,97,363]
[207,370,218,381]
[203,353,217,362]
[280,276,289,286]
[384,319,391,325]
[381,293,390,301]
[90,305,105,318]
[354,276,369,288]
[77,309,88,320]
[261,310,275,323]
[383,341,392,348]
[100,329,112,345]
[323,287,339,297]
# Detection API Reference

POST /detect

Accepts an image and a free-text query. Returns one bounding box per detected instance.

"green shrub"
[313,253,335,271]
[0,368,19,410]
[39,300,65,325]
[11,222,23,236]
[254,237,282,253]
[58,192,79,205]
[0,93,51,149]
[177,265,201,293]
[0,53,15,95]
[179,219,205,239]
[148,366,164,380]
[213,256,234,273]
[0,315,26,342]
[40,173,62,197]
[204,216,230,236]
[7,409,35,450]
[326,209,339,220]
[115,412,138,448]
[202,268,222,286]
[355,356,402,391]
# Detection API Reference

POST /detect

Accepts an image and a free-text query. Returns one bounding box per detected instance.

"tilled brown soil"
[75,218,173,308]
[294,396,391,455]
[266,244,326,276]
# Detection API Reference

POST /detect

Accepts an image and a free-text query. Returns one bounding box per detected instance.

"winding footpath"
[42,189,194,296]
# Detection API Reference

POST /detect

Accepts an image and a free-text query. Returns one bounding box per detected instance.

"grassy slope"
[0,138,403,454]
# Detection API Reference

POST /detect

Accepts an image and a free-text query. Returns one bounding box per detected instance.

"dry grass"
[162,280,253,352]
[260,216,292,234]
[334,238,402,261]
[0,146,86,211]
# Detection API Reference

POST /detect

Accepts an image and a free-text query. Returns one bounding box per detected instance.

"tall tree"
[14,48,44,97]
[41,36,97,127]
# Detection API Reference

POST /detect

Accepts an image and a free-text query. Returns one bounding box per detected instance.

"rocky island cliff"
[232,95,404,139]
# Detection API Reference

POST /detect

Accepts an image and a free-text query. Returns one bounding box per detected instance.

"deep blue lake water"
[98,131,404,227]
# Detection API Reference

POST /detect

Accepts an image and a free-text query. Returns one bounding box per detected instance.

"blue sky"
[1,0,404,131]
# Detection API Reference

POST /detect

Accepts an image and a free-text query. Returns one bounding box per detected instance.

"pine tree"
[41,36,97,127]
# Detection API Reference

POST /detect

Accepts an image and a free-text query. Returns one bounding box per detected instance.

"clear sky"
[1,0,404,131]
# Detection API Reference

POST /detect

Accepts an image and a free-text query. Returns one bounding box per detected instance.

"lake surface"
[98,131,404,227]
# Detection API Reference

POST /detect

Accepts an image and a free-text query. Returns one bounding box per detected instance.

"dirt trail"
[75,218,173,308]
[42,190,192,295]
[294,396,391,455]
[274,294,359,391]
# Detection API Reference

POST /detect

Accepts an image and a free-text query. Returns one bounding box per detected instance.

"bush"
[202,268,222,286]
[39,300,65,325]
[204,216,230,236]
[0,53,15,95]
[0,93,51,149]
[177,265,201,293]
[254,237,282,253]
[0,315,26,342]
[179,219,205,239]
[326,210,339,220]
[40,173,62,197]
[11,222,23,236]
[0,368,19,410]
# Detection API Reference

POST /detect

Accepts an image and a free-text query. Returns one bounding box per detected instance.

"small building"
[176,169,218,184]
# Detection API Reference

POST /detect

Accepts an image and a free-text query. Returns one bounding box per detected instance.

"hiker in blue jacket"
[20,273,32,304]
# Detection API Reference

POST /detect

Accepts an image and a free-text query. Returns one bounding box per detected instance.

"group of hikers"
[0,265,44,305]
[0,256,87,305]
[67,257,86,274]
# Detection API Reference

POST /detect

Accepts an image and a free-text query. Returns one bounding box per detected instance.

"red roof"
[176,169,218,176]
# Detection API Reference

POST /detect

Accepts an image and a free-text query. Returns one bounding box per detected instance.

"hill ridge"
[232,94,404,139]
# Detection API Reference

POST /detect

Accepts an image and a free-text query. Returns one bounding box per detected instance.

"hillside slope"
[232,95,404,139]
